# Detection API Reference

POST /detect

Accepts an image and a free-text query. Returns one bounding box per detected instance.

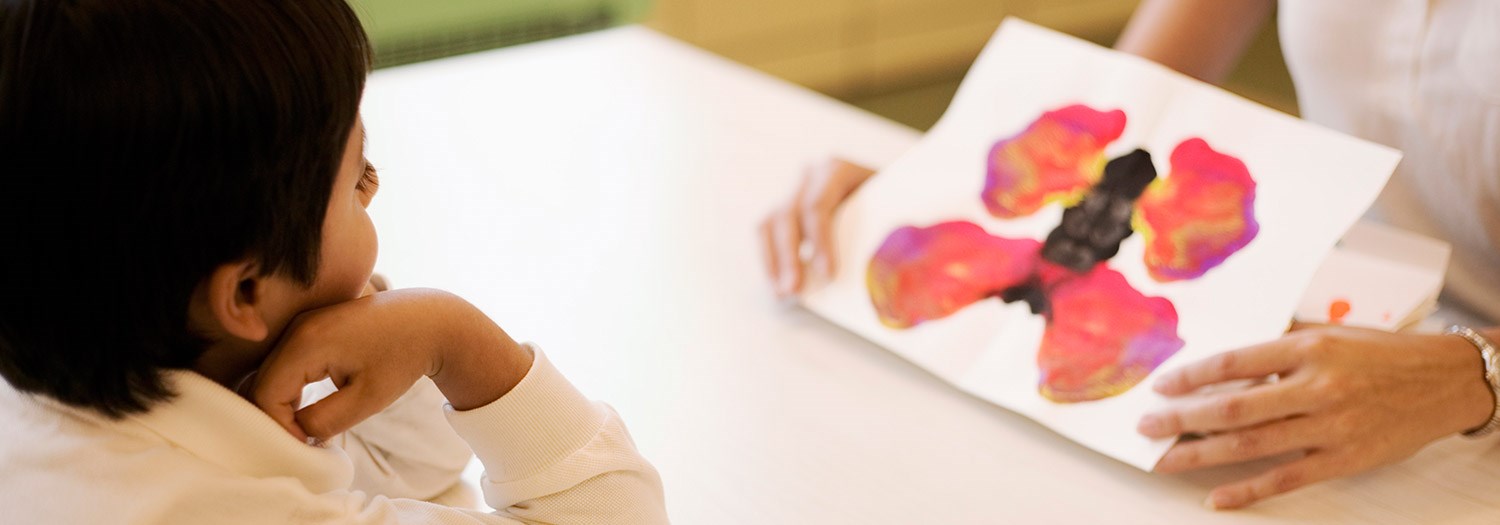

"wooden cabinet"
[646,0,1143,99]
[646,0,1295,128]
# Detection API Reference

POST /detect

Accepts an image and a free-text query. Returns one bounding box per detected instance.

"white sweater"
[0,344,669,524]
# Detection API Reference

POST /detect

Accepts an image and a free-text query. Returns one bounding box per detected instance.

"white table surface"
[360,26,1500,524]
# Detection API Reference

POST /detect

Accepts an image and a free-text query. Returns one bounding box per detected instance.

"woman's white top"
[1279,0,1500,322]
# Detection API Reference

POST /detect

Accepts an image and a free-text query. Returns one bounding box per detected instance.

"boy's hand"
[251,288,532,442]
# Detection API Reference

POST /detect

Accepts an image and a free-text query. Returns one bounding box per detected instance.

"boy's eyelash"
[357,163,380,193]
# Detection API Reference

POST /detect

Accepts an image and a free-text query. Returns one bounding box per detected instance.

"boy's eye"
[357,162,380,194]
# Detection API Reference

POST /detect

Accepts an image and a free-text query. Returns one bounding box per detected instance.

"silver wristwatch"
[1445,325,1500,438]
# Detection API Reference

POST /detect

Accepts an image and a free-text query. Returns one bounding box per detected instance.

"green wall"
[348,0,653,67]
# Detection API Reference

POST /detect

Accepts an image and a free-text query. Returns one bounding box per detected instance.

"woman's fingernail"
[1207,491,1237,510]
[1153,374,1175,393]
[1138,414,1164,436]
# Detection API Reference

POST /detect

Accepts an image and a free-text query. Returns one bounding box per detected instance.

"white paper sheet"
[1295,250,1440,330]
[801,18,1402,470]
[1294,221,1450,331]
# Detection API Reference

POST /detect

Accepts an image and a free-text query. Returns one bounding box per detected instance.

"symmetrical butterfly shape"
[867,104,1259,403]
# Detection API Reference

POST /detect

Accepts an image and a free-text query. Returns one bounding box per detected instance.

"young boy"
[0,1,668,522]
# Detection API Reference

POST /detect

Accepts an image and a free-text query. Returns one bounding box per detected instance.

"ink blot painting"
[870,106,1259,404]
[800,19,1401,470]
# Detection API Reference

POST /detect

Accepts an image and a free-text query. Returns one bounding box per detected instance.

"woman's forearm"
[1114,0,1276,83]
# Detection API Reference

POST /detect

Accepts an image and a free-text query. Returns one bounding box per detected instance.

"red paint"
[983,105,1126,218]
[1135,138,1260,282]
[1328,299,1351,325]
[867,221,1041,328]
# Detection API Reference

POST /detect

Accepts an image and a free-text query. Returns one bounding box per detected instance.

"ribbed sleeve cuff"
[443,343,608,483]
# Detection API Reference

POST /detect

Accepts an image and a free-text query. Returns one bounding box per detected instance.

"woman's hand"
[251,288,531,442]
[1140,326,1496,509]
[759,158,876,298]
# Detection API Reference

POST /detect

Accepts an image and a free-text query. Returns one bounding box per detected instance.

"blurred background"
[348,0,1296,130]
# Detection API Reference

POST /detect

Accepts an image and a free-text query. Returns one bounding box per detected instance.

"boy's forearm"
[428,295,533,411]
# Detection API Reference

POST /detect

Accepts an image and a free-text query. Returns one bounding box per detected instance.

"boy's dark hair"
[0,0,371,416]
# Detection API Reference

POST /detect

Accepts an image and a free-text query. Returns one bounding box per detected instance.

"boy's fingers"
[251,380,309,442]
[293,383,381,441]
[368,273,389,292]
[250,355,331,442]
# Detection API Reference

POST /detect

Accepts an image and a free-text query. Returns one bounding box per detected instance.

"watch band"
[1445,325,1500,438]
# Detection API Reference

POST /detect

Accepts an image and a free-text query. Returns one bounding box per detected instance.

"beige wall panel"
[693,0,857,45]
[1012,0,1140,41]
[644,0,698,40]
[864,18,1003,91]
[646,0,1148,100]
[694,18,851,67]
[871,0,1010,39]
[754,47,859,95]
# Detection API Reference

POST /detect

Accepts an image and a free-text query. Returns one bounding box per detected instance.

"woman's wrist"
[1433,331,1498,436]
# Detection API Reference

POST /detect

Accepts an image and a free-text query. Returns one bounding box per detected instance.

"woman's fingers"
[760,158,877,298]
[1144,329,1483,509]
[1153,338,1303,395]
[1154,416,1324,473]
[760,196,806,298]
[1139,381,1316,438]
[800,203,836,280]
[798,159,875,280]
[759,210,788,291]
[1206,451,1352,509]
[766,206,804,296]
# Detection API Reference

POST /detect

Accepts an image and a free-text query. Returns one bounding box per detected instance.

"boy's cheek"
[312,205,379,306]
[319,261,375,306]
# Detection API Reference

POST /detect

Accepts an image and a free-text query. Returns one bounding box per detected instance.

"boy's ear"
[203,261,272,343]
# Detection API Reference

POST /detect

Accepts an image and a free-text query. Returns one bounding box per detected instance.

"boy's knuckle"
[300,418,334,440]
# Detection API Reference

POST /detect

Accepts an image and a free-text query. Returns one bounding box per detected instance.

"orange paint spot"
[1328,299,1351,325]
